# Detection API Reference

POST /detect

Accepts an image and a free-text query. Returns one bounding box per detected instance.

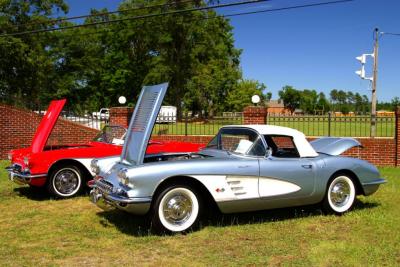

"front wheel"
[151,185,202,234]
[47,165,83,198]
[323,175,356,214]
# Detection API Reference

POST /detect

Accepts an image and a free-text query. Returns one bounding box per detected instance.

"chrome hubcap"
[54,169,79,195]
[163,193,193,225]
[330,181,350,207]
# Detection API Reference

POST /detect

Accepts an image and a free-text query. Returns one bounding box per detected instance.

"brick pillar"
[396,106,400,166]
[109,107,134,128]
[243,106,268,125]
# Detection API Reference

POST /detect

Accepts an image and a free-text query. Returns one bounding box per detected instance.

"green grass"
[0,160,399,266]
[152,116,395,137]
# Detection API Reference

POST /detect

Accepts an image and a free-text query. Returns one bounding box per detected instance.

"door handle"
[302,164,312,169]
[238,165,250,168]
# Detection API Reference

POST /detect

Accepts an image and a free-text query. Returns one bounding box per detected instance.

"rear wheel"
[47,165,83,198]
[323,175,356,214]
[151,185,202,234]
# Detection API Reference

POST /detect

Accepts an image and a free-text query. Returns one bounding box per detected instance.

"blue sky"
[62,0,400,102]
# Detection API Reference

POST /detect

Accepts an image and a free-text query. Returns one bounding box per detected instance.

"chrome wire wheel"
[326,175,356,213]
[52,167,81,197]
[158,187,199,233]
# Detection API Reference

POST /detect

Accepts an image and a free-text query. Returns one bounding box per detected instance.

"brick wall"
[0,104,99,158]
[109,107,134,128]
[243,106,267,125]
[1,102,399,167]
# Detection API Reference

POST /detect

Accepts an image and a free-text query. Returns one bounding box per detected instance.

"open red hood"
[31,99,66,153]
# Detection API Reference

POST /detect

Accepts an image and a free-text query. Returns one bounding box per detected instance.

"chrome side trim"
[105,193,151,204]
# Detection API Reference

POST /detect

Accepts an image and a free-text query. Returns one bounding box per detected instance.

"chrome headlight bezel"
[117,168,130,186]
[90,159,100,175]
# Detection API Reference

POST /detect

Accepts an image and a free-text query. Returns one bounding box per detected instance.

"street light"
[118,96,126,105]
[251,95,260,106]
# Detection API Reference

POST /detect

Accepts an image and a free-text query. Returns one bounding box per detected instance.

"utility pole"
[355,28,379,137]
[371,28,379,137]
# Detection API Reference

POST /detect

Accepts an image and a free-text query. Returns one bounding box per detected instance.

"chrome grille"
[96,179,114,194]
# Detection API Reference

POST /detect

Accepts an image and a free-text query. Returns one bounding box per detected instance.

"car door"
[258,135,316,199]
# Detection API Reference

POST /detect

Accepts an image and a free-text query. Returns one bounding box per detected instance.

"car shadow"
[97,199,380,237]
[12,187,92,201]
[12,186,51,201]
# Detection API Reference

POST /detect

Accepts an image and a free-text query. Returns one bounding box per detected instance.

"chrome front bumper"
[5,166,47,185]
[362,178,387,196]
[90,186,151,215]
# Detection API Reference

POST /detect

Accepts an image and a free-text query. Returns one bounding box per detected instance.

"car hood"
[121,83,169,166]
[310,137,362,156]
[31,99,66,153]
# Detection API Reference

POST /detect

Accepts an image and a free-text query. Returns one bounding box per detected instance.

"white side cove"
[75,158,95,176]
[191,175,301,202]
[258,177,301,197]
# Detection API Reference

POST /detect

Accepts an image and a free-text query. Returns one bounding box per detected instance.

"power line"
[1,0,273,37]
[15,0,197,28]
[382,32,400,36]
[0,0,355,38]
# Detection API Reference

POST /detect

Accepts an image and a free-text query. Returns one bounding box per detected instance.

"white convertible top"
[223,125,319,158]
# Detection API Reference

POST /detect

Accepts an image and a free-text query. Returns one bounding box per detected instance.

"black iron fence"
[152,114,243,136]
[29,107,108,130]
[267,113,395,137]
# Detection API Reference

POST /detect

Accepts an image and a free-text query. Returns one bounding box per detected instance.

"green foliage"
[278,85,301,113]
[0,0,243,115]
[226,79,266,112]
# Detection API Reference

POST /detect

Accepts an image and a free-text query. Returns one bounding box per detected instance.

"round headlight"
[117,168,129,186]
[90,159,100,175]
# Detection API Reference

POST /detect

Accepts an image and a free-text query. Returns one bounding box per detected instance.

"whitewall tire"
[47,165,83,198]
[152,185,202,233]
[323,175,356,214]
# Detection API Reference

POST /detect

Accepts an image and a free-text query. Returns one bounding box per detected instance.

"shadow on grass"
[12,187,91,201]
[97,198,380,237]
[12,186,51,201]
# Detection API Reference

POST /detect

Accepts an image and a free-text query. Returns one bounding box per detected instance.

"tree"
[0,0,68,107]
[265,92,272,102]
[278,85,301,114]
[316,92,330,113]
[226,79,266,112]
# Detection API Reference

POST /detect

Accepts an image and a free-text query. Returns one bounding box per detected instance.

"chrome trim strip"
[362,178,387,186]
[105,194,152,204]
[7,170,47,179]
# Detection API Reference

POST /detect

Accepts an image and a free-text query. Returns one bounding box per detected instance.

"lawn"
[0,160,399,266]
[152,116,395,137]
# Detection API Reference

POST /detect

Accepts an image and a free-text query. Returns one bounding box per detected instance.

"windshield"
[219,128,260,155]
[93,125,127,145]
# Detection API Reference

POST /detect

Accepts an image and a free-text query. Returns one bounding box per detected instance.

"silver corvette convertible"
[90,83,386,233]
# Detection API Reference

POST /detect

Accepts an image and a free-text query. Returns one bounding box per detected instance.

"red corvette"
[6,99,202,198]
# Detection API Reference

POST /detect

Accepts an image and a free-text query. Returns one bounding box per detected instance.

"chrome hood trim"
[310,137,362,156]
[121,82,169,166]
